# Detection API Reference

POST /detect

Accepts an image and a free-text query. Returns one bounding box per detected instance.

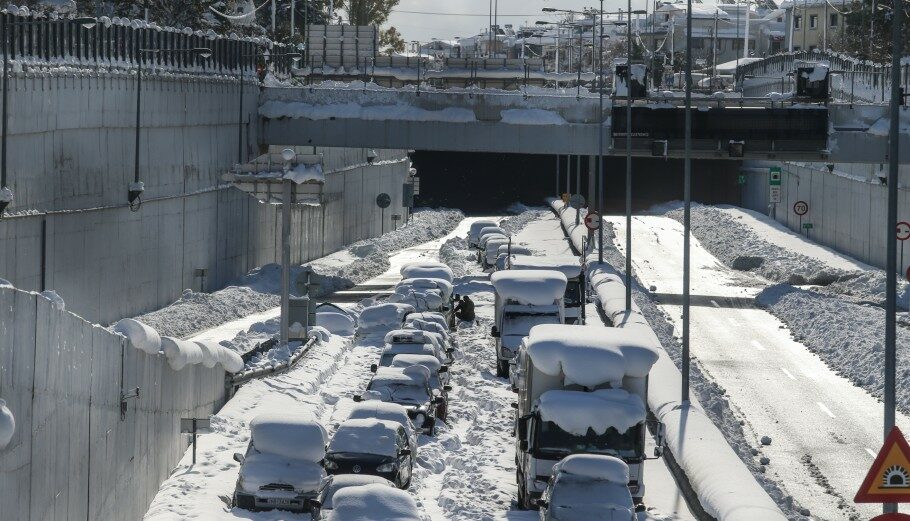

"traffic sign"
[569,194,586,210]
[376,193,391,209]
[769,166,782,186]
[855,426,910,503]
[793,200,809,216]
[584,212,602,231]
[737,174,746,185]
[897,222,910,241]
[769,186,781,204]
[391,214,401,221]
[868,514,910,520]
[802,223,813,230]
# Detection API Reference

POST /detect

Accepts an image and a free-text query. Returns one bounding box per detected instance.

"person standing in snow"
[454,295,475,322]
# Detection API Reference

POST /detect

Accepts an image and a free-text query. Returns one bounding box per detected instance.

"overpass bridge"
[259,85,909,164]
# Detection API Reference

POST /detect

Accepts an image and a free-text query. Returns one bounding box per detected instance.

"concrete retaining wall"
[0,285,226,521]
[742,161,910,274]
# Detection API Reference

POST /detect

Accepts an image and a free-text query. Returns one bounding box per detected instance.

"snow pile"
[358,303,415,335]
[160,336,204,371]
[328,418,402,457]
[327,483,423,521]
[193,340,221,368]
[39,290,65,311]
[217,346,245,373]
[0,187,12,203]
[112,318,162,355]
[317,311,357,336]
[0,399,14,450]
[284,162,325,184]
[250,413,327,462]
[490,270,567,306]
[537,389,646,435]
[553,454,629,484]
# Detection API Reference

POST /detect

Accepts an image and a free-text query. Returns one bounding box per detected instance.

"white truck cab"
[508,255,584,324]
[512,324,661,508]
[489,270,567,378]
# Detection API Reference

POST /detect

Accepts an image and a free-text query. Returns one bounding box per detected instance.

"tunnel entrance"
[410,151,742,213]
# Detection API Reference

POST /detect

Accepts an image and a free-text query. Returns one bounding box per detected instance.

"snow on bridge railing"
[0,6,296,78]
[735,50,910,103]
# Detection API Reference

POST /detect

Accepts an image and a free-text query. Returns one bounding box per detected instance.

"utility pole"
[682,0,693,403]
[884,0,902,513]
[291,0,295,37]
[713,9,718,80]
[598,0,605,263]
[743,0,750,59]
[272,0,277,34]
[624,0,633,312]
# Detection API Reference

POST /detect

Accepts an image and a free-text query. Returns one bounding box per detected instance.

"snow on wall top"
[491,270,567,306]
[537,389,646,435]
[509,254,582,279]
[553,454,630,485]
[329,483,422,521]
[250,413,327,462]
[328,419,403,457]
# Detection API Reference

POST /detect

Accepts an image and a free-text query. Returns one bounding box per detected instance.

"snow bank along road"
[143,209,699,520]
[605,213,910,521]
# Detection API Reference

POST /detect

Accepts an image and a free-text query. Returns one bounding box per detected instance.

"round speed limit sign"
[584,212,602,231]
[793,201,809,216]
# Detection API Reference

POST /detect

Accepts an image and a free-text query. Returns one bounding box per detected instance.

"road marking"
[780,367,796,380]
[750,340,767,351]
[816,402,836,419]
[866,448,877,457]
[710,299,720,308]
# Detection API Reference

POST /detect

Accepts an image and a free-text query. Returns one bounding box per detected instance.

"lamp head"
[75,17,97,30]
[281,148,296,162]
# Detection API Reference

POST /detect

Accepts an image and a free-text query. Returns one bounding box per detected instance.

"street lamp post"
[132,46,212,209]
[411,41,422,96]
[624,9,646,311]
[682,0,694,403]
[1,16,97,216]
[237,50,301,164]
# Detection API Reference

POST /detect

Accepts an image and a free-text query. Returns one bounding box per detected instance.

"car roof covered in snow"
[510,254,582,279]
[552,454,630,485]
[327,483,422,520]
[469,220,500,235]
[391,354,443,372]
[537,389,646,435]
[385,328,434,345]
[400,263,454,283]
[371,365,432,387]
[319,475,396,510]
[328,418,403,457]
[525,324,659,385]
[396,277,454,299]
[346,401,415,434]
[358,303,415,332]
[404,312,447,329]
[491,270,568,306]
[249,413,328,462]
[497,244,533,255]
[478,226,505,237]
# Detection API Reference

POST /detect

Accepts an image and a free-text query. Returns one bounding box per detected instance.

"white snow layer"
[238,451,326,493]
[328,418,403,457]
[357,303,415,335]
[160,336,203,371]
[399,263,455,284]
[39,290,65,311]
[317,311,357,335]
[327,483,423,521]
[509,254,582,278]
[553,453,630,485]
[538,389,646,435]
[490,270,567,306]
[548,198,788,521]
[112,318,162,355]
[249,412,327,462]
[260,100,477,124]
[0,399,14,450]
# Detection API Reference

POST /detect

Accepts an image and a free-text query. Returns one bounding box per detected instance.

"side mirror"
[518,439,529,452]
[399,449,412,457]
[443,385,452,392]
[536,499,549,509]
[490,326,500,338]
[233,452,244,463]
[352,395,363,402]
[370,363,378,372]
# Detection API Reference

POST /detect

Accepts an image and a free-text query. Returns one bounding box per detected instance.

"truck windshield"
[563,281,582,307]
[535,421,643,460]
[502,313,561,336]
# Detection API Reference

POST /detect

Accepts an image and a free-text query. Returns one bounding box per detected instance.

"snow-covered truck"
[489,270,567,377]
[511,324,660,508]
[508,254,584,324]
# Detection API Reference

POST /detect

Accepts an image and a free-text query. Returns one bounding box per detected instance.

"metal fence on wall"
[0,285,227,521]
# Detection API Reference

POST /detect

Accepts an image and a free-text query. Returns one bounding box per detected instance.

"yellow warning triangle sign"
[856,426,910,503]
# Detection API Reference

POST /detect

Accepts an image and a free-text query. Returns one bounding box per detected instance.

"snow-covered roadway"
[605,214,910,521]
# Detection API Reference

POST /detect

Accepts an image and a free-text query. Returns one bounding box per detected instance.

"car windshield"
[502,313,561,337]
[548,476,634,521]
[368,383,430,404]
[563,281,582,307]
[536,421,642,460]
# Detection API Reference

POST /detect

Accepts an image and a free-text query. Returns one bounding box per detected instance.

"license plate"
[264,498,293,506]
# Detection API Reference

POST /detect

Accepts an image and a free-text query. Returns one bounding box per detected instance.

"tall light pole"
[884,0,902,513]
[133,47,212,209]
[598,5,607,264]
[682,0,694,403]
[1,16,97,217]
[624,8,647,311]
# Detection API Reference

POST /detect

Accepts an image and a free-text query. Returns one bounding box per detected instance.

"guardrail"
[735,50,910,103]
[227,335,319,395]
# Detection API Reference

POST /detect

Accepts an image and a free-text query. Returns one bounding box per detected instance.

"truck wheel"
[496,359,509,378]
[516,471,527,510]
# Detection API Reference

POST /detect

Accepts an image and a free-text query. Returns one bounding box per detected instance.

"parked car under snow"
[311,474,396,520]
[323,418,414,488]
[536,454,635,521]
[359,365,440,434]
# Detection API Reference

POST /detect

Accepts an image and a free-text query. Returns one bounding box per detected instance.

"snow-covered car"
[536,454,635,520]
[359,365,439,434]
[468,220,500,248]
[494,244,533,271]
[323,419,415,488]
[482,237,511,269]
[403,312,450,334]
[232,414,328,513]
[383,329,454,364]
[402,316,450,340]
[400,261,454,284]
[376,342,446,370]
[476,226,507,248]
[345,400,418,452]
[325,483,424,521]
[311,474,396,520]
[390,353,452,421]
[357,303,415,336]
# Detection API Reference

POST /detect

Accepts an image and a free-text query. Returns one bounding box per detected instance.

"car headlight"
[376,461,397,472]
[413,413,426,426]
[323,458,338,470]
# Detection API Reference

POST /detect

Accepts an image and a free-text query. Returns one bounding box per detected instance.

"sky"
[385,0,654,43]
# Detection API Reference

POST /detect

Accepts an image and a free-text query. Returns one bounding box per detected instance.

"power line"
[391,9,555,17]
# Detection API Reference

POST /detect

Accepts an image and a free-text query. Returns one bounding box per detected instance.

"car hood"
[238,452,326,493]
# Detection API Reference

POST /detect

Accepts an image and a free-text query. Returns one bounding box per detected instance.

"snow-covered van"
[509,254,584,324]
[468,220,500,248]
[233,414,329,513]
[490,270,567,377]
[511,324,660,507]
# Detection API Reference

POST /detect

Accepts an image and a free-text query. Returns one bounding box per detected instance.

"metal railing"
[735,50,910,103]
[0,9,294,76]
[227,336,319,395]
